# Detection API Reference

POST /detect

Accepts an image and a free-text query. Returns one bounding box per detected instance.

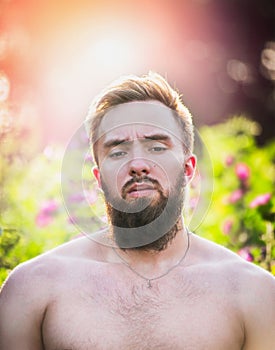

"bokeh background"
[0,0,274,284]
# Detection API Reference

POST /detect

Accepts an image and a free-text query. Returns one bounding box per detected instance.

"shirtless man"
[0,73,275,350]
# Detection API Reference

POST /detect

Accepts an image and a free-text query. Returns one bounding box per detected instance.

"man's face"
[93,101,195,249]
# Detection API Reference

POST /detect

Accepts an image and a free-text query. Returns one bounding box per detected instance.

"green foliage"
[0,123,78,284]
[0,228,20,268]
[198,117,275,273]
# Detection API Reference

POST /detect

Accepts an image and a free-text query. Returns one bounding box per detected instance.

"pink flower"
[222,219,233,235]
[235,163,250,182]
[69,193,85,203]
[249,193,272,208]
[69,191,97,204]
[35,199,59,227]
[225,155,234,166]
[229,189,244,203]
[189,196,199,209]
[85,190,97,205]
[238,248,254,262]
[84,154,94,163]
[40,200,59,214]
[35,213,53,227]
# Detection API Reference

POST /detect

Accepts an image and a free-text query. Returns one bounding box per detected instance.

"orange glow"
[1,0,271,145]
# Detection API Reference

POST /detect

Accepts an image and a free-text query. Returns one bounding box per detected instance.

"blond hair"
[85,72,194,164]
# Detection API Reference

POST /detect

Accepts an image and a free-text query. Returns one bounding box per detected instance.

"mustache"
[121,175,163,198]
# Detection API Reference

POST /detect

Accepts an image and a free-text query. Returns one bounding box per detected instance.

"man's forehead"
[96,101,181,141]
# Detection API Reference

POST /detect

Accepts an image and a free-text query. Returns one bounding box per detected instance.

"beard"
[101,173,186,252]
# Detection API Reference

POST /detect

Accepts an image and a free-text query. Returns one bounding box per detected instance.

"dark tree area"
[213,0,274,144]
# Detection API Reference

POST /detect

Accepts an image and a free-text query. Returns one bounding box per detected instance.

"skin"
[1,101,275,350]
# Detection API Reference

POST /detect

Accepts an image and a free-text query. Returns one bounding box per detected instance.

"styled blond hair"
[85,72,194,164]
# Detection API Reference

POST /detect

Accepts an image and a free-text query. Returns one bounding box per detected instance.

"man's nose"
[128,158,150,177]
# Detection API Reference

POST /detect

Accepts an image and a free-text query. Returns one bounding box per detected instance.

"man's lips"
[127,182,155,193]
[125,182,157,198]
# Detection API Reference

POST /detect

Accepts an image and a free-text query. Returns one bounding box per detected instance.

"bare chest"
[42,269,244,350]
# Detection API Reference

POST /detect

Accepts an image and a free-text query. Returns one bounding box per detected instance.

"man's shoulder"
[0,251,54,320]
[1,234,106,296]
[192,233,242,264]
[192,234,275,282]
[1,248,60,299]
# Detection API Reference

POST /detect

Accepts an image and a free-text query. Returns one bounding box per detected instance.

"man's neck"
[111,218,190,278]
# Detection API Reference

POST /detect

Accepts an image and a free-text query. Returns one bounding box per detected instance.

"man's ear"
[184,155,197,183]
[92,166,102,189]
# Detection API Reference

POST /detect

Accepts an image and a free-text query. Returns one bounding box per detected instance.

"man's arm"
[0,263,47,350]
[241,265,275,350]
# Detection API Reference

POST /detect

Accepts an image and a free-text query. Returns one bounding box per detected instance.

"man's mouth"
[127,182,156,198]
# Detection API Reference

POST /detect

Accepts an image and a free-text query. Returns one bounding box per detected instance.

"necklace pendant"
[147,280,152,288]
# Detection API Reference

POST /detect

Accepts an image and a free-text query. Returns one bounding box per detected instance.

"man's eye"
[149,146,167,153]
[109,151,127,158]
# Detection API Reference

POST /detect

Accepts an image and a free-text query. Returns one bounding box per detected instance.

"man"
[0,73,275,350]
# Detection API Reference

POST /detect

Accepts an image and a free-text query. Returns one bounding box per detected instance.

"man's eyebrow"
[103,134,171,149]
[144,134,171,142]
[103,138,129,149]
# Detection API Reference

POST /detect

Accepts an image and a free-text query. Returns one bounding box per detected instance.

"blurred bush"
[1,111,274,285]
[198,117,275,274]
[0,132,79,284]
[0,77,79,284]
